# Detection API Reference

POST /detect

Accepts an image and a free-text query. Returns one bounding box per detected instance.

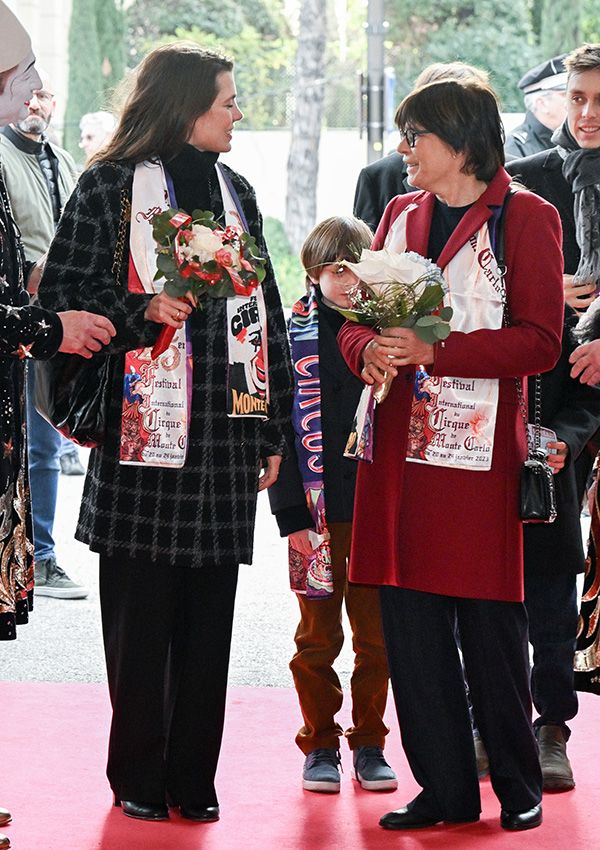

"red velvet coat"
[339,169,564,602]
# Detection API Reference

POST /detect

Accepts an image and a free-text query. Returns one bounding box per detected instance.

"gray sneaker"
[351,746,398,791]
[34,557,88,599]
[302,748,341,793]
[60,452,85,476]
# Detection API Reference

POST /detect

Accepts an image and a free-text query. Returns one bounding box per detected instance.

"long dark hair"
[396,78,505,183]
[93,42,233,165]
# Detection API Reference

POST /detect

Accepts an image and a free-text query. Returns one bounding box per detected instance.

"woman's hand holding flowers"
[361,328,434,385]
[145,290,195,329]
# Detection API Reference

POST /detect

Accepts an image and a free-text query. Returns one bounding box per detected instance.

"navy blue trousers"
[525,570,578,737]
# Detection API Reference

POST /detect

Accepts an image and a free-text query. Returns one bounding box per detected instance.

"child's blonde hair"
[300,216,373,290]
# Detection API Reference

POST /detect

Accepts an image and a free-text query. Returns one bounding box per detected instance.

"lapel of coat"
[436,168,512,269]
[402,192,434,256]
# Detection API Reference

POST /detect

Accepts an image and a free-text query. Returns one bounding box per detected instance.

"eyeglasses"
[399,128,431,147]
[32,90,54,103]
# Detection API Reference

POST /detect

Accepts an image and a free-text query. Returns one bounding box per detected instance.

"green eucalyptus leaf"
[156,252,176,273]
[414,324,437,344]
[415,314,439,327]
[433,322,452,340]
[164,279,187,297]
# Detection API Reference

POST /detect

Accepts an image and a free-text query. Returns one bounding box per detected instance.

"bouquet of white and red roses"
[150,208,267,358]
[339,248,452,402]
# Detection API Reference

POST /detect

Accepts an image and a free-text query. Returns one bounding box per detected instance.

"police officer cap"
[519,54,568,95]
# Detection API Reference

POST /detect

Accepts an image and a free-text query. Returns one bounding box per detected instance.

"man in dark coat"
[507,42,600,791]
[523,308,600,791]
[353,152,409,234]
[505,55,568,159]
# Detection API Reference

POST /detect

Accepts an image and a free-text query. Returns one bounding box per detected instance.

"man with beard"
[0,73,88,599]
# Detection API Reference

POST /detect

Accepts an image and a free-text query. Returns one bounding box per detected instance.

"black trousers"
[99,554,239,806]
[379,586,542,821]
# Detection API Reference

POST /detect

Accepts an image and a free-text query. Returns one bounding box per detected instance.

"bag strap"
[111,188,131,284]
[495,189,541,457]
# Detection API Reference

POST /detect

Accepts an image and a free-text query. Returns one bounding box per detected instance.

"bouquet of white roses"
[339,248,452,342]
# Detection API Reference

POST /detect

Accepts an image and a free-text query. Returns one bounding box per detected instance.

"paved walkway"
[2,450,355,688]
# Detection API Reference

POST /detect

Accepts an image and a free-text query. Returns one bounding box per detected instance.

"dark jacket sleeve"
[0,302,62,359]
[37,161,160,355]
[546,311,600,462]
[267,429,314,536]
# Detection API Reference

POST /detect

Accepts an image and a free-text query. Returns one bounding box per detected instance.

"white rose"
[344,248,436,292]
[189,225,223,262]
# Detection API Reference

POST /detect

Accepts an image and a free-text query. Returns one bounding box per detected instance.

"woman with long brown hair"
[38,42,293,823]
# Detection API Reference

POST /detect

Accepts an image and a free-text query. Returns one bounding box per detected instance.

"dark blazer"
[505,149,579,274]
[524,308,600,575]
[353,152,410,233]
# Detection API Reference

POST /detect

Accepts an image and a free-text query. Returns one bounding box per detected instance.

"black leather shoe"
[500,804,542,831]
[0,809,10,828]
[180,805,220,822]
[379,807,441,830]
[114,799,169,821]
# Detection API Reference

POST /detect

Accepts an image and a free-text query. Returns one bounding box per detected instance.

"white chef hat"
[0,1,32,74]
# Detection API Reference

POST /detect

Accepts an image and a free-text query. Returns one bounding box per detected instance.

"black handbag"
[33,189,130,448]
[519,376,557,523]
[496,192,557,524]
[34,352,114,448]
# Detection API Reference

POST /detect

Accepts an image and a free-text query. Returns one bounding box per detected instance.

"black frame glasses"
[399,128,431,147]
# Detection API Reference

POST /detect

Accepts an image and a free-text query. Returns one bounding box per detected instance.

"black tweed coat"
[38,152,293,569]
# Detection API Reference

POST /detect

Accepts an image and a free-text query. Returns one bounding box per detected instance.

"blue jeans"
[524,570,579,737]
[26,366,63,561]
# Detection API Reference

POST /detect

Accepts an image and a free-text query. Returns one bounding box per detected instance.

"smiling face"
[0,50,41,125]
[186,71,243,152]
[398,129,466,195]
[567,69,600,149]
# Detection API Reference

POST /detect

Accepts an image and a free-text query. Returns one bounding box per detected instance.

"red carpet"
[2,681,598,849]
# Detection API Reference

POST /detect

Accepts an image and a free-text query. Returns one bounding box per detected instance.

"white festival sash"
[216,166,270,419]
[386,205,503,472]
[120,161,191,469]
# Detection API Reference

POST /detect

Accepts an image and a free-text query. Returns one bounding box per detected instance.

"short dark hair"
[566,43,600,76]
[95,42,233,165]
[395,79,505,183]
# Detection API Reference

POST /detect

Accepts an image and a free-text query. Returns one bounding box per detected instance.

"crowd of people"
[2,0,600,844]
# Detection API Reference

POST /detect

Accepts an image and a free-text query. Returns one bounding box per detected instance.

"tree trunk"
[284,0,327,255]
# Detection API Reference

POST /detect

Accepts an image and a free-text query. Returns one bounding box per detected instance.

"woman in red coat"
[339,77,564,832]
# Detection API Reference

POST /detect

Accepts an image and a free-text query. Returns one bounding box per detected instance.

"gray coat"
[38,155,293,568]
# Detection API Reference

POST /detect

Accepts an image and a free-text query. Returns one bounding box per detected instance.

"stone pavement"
[2,450,355,689]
